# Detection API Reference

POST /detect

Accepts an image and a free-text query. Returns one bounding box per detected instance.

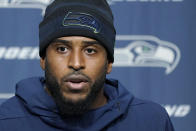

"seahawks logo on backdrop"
[0,0,54,15]
[63,12,101,34]
[113,35,181,75]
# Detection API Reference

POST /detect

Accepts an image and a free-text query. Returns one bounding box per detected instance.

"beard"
[45,60,107,118]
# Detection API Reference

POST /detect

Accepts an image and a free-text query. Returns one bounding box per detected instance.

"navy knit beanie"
[39,0,116,62]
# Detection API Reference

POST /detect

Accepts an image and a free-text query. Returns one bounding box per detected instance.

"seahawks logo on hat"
[63,12,101,33]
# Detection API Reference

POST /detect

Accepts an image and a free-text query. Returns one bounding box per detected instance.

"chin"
[62,92,89,103]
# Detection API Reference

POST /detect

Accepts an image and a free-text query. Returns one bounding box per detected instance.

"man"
[0,0,174,131]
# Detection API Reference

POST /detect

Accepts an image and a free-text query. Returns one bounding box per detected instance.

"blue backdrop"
[0,0,195,131]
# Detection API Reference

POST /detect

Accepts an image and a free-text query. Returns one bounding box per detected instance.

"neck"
[90,88,107,109]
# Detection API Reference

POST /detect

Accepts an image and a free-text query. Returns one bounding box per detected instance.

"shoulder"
[107,96,175,131]
[130,97,166,111]
[0,96,27,120]
[0,97,33,131]
[129,97,169,118]
[0,77,44,120]
[125,97,174,130]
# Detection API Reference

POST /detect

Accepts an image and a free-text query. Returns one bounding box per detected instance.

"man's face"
[40,36,112,116]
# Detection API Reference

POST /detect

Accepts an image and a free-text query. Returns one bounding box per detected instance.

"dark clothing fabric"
[0,77,174,131]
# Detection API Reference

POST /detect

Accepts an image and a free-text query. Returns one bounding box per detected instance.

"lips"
[64,75,89,91]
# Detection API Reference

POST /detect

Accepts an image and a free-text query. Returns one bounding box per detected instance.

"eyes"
[57,46,68,53]
[84,48,97,54]
[56,45,97,55]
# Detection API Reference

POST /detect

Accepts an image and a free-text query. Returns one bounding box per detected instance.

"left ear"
[106,62,113,74]
[40,57,46,71]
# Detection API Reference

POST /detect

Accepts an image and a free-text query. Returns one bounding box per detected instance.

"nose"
[68,49,85,71]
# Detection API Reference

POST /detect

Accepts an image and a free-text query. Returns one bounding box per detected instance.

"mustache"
[61,71,92,83]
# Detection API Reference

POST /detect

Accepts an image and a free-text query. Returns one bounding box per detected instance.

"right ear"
[40,57,45,71]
